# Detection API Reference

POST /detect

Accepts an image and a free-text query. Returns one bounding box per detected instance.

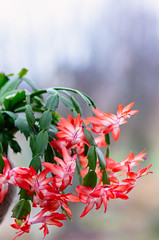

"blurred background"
[0,0,159,239]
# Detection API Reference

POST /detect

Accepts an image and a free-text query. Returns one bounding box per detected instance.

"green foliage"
[60,95,76,113]
[106,146,110,158]
[87,146,97,170]
[14,118,31,138]
[44,143,56,164]
[84,144,89,156]
[102,169,110,185]
[67,94,82,115]
[58,90,82,115]
[19,188,34,201]
[25,105,35,126]
[0,142,3,154]
[31,96,44,112]
[29,156,41,172]
[83,124,96,146]
[0,113,5,130]
[30,134,36,154]
[51,112,60,126]
[54,87,96,109]
[12,200,31,220]
[22,77,37,91]
[9,139,21,153]
[0,155,4,174]
[0,76,22,104]
[96,146,106,170]
[2,111,17,120]
[105,134,110,158]
[45,94,59,112]
[82,170,97,188]
[39,110,52,130]
[34,130,49,156]
[1,132,9,154]
[18,68,28,78]
[105,133,110,145]
[3,91,26,111]
[0,73,9,90]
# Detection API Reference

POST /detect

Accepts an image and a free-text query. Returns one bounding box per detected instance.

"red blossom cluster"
[0,102,152,239]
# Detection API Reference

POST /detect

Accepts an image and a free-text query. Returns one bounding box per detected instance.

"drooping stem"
[105,134,110,158]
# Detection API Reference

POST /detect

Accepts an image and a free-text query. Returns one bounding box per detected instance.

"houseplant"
[0,69,152,239]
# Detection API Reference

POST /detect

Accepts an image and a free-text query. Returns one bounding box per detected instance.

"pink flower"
[122,164,152,193]
[0,158,30,202]
[0,156,11,203]
[55,114,87,149]
[106,149,147,176]
[24,167,54,199]
[42,147,77,191]
[9,167,32,190]
[86,102,138,141]
[30,210,66,238]
[10,166,54,199]
[11,215,31,240]
[11,210,66,240]
[76,184,129,217]
[33,190,73,216]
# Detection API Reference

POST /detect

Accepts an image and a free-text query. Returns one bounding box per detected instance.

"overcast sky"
[0,0,159,83]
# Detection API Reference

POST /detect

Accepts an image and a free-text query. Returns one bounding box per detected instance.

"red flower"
[24,167,54,199]
[11,210,66,240]
[76,184,128,217]
[0,156,11,203]
[11,215,31,240]
[9,167,33,190]
[122,164,152,193]
[55,114,87,149]
[30,210,66,238]
[42,147,77,191]
[0,157,30,202]
[106,149,147,176]
[33,190,73,216]
[10,166,54,199]
[86,102,138,141]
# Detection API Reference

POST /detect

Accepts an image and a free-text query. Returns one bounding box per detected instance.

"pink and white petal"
[0,183,9,203]
[112,127,120,141]
[80,200,94,217]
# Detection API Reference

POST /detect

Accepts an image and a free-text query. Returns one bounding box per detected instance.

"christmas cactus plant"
[0,69,152,239]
